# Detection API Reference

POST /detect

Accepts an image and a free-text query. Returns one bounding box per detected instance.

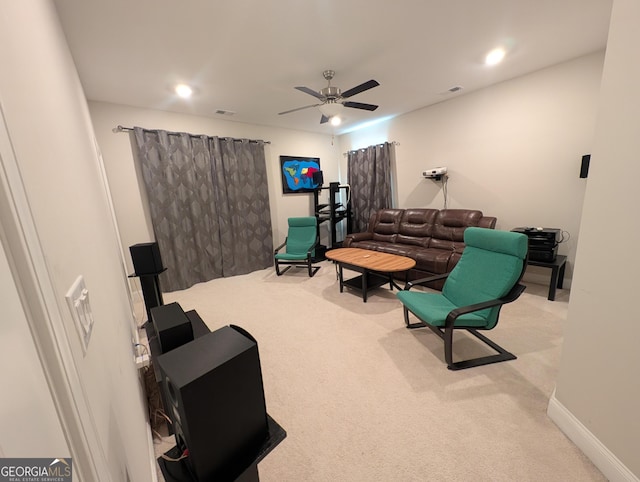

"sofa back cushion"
[430,209,483,252]
[371,209,403,243]
[397,209,439,247]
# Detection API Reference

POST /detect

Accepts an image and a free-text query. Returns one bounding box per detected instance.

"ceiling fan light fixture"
[318,102,344,118]
[175,83,193,98]
[330,116,342,126]
[485,47,506,66]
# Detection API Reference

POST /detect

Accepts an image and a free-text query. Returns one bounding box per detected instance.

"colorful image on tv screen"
[281,157,320,193]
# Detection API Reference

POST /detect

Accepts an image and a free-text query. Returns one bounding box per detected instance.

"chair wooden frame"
[274,239,320,277]
[274,216,321,277]
[402,260,527,370]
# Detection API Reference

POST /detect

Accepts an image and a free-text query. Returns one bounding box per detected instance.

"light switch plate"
[65,275,94,353]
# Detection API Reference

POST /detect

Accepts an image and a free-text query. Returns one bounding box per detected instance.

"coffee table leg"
[338,265,344,293]
[362,271,368,302]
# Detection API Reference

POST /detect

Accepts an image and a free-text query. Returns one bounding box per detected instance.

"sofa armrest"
[479,216,497,229]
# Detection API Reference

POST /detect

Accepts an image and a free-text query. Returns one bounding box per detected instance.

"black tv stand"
[313,182,352,250]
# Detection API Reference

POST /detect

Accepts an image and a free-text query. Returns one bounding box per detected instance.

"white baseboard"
[146,421,159,482]
[547,389,638,482]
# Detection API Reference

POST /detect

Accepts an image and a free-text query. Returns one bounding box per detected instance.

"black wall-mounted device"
[580,154,591,178]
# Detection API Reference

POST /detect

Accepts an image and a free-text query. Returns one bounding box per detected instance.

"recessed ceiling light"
[485,48,506,66]
[175,84,193,98]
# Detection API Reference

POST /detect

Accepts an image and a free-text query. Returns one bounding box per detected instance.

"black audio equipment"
[150,302,194,354]
[156,325,268,481]
[312,170,324,186]
[580,154,591,178]
[129,242,164,275]
[511,227,561,262]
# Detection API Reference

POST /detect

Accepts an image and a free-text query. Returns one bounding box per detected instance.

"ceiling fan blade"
[320,115,329,124]
[341,80,379,98]
[278,103,321,115]
[295,86,325,100]
[343,101,379,111]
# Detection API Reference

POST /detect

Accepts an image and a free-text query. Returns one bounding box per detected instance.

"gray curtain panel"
[133,127,273,292]
[347,142,393,233]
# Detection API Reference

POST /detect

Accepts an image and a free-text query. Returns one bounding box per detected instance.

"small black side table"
[527,255,567,301]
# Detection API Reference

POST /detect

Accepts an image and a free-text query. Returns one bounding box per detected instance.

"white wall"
[92,53,604,289]
[549,0,640,479]
[0,1,154,480]
[339,51,605,286]
[89,101,341,277]
[0,241,70,458]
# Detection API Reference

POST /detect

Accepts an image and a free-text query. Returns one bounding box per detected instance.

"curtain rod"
[112,125,271,144]
[343,141,399,156]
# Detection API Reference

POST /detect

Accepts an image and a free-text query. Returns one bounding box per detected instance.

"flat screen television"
[280,156,321,194]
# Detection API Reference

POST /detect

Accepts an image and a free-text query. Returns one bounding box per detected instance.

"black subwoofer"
[150,302,194,354]
[156,325,268,481]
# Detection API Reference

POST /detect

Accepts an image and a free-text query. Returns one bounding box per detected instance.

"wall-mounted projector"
[422,167,448,179]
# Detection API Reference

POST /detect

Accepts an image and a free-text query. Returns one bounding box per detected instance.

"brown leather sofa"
[343,208,497,288]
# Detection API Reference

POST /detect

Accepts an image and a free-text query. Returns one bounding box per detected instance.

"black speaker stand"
[157,414,286,482]
[128,269,166,322]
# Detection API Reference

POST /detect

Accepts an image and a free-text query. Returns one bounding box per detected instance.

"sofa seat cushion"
[347,240,388,251]
[430,237,465,253]
[374,243,422,259]
[413,248,453,274]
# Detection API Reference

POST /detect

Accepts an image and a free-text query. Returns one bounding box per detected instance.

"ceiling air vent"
[215,109,235,116]
[448,85,463,93]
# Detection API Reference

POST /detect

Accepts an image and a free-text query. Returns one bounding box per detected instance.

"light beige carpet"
[146,261,605,482]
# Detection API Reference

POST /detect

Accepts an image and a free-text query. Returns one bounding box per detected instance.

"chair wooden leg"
[404,306,425,329]
[444,327,455,369]
[275,261,291,276]
[306,256,320,277]
[404,308,517,370]
[307,258,316,277]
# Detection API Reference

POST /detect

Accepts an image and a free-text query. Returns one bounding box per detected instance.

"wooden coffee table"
[325,248,416,302]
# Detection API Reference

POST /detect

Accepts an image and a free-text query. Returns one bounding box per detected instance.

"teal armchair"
[397,227,528,370]
[274,217,320,277]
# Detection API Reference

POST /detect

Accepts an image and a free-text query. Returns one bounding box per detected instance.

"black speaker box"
[156,325,268,481]
[129,242,164,275]
[150,302,194,354]
[312,170,324,186]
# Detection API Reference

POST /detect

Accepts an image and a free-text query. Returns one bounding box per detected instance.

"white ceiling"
[53,0,612,135]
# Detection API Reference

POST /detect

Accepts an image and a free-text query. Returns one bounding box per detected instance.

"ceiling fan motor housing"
[320,86,341,100]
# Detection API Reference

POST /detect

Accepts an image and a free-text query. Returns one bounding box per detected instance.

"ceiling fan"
[278,70,380,124]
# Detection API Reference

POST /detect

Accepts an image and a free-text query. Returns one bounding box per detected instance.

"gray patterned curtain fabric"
[347,142,393,233]
[133,127,273,292]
